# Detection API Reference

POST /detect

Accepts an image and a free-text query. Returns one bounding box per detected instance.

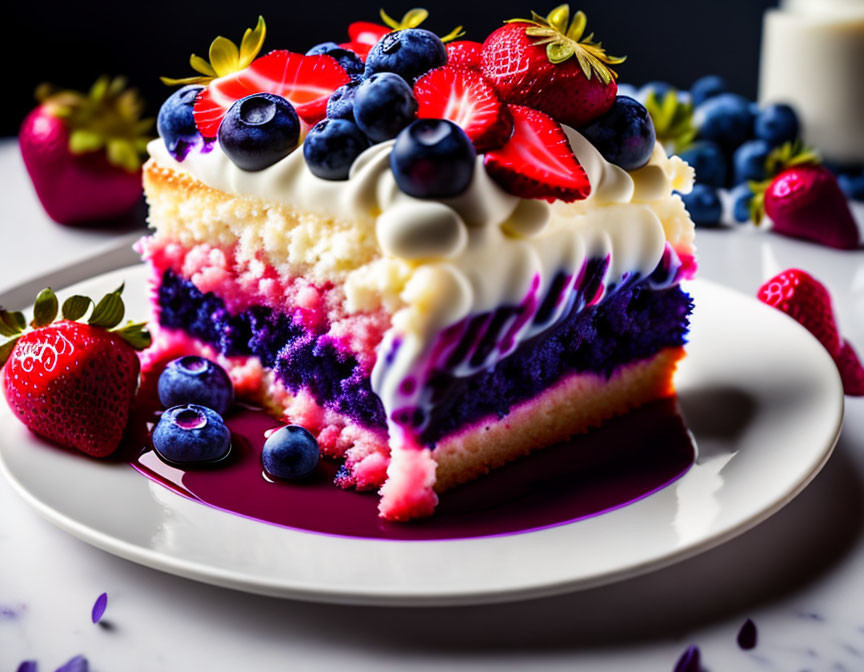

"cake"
[139,7,697,521]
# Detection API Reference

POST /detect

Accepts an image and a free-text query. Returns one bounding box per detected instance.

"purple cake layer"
[156,266,692,441]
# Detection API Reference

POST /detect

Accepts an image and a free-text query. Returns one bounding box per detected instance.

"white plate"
[0,265,844,606]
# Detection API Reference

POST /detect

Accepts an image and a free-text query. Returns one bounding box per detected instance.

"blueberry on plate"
[677,141,727,189]
[680,183,723,227]
[157,355,234,415]
[354,73,418,143]
[838,171,864,201]
[730,182,754,222]
[157,85,203,160]
[153,405,231,465]
[262,425,320,480]
[694,93,754,150]
[690,75,727,106]
[218,93,301,171]
[306,42,364,77]
[733,139,772,185]
[754,103,800,146]
[579,96,656,171]
[391,119,476,198]
[326,82,359,121]
[364,29,447,83]
[304,118,369,180]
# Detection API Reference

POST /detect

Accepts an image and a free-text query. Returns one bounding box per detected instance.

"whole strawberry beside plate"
[481,5,625,128]
[19,77,153,226]
[0,286,150,457]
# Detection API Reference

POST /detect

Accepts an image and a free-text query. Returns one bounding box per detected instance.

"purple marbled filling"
[157,264,691,440]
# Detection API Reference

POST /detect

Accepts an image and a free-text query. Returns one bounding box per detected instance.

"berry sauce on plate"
[127,397,695,541]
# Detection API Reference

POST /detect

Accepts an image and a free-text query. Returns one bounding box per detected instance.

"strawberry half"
[193,51,350,137]
[481,8,623,129]
[484,105,590,202]
[414,66,513,152]
[339,41,372,61]
[1,286,151,457]
[757,269,864,396]
[446,40,483,71]
[348,21,390,46]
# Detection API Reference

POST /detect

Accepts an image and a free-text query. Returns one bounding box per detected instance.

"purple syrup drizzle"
[737,618,758,650]
[174,408,208,430]
[673,645,702,672]
[128,397,694,542]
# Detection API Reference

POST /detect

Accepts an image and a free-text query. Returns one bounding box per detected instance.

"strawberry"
[484,104,590,202]
[19,77,152,226]
[347,21,391,46]
[193,51,350,136]
[446,40,483,71]
[751,143,860,250]
[414,66,513,152]
[1,286,151,457]
[757,269,864,396]
[480,7,624,129]
[339,41,373,61]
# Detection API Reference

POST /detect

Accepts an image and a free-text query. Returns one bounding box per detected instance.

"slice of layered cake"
[141,7,697,521]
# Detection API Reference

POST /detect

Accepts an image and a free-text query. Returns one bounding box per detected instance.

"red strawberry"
[348,21,391,46]
[446,40,483,71]
[484,105,590,202]
[765,164,860,250]
[19,78,151,226]
[480,8,623,128]
[414,66,513,152]
[757,269,863,396]
[339,41,373,61]
[193,51,350,137]
[1,287,151,457]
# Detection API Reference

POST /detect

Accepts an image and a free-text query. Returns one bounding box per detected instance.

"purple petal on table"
[91,593,108,624]
[673,644,701,672]
[737,617,758,650]
[16,662,38,672]
[54,655,88,672]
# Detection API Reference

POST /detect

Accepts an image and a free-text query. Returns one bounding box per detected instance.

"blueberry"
[754,103,800,146]
[364,29,447,83]
[262,425,319,480]
[678,141,727,188]
[304,118,369,180]
[680,184,723,227]
[218,93,301,171]
[838,171,864,201]
[157,85,203,160]
[306,42,364,77]
[694,93,754,149]
[157,355,234,415]
[354,73,418,143]
[690,75,727,106]
[153,405,231,465]
[733,139,772,185]
[579,96,656,171]
[730,182,754,222]
[326,83,359,121]
[639,80,674,101]
[391,119,476,198]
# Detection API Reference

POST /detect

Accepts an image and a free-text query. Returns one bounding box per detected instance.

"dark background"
[7,0,777,136]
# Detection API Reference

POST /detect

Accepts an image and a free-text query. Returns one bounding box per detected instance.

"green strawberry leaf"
[62,295,93,321]
[113,321,151,350]
[0,310,25,337]
[88,290,125,329]
[32,288,59,327]
[0,336,20,368]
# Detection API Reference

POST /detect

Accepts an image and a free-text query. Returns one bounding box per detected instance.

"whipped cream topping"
[147,130,695,444]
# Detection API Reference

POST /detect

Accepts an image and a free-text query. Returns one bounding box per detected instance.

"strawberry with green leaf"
[481,5,625,128]
[19,77,153,226]
[750,142,860,250]
[1,286,150,458]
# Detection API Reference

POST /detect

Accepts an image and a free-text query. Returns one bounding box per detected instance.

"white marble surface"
[1,139,864,671]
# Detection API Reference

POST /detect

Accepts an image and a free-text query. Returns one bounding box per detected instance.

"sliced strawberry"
[339,41,372,61]
[348,21,390,45]
[483,105,590,202]
[193,51,350,137]
[414,66,513,153]
[445,40,482,71]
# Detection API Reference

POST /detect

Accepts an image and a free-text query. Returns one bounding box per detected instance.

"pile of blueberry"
[152,355,319,480]
[622,76,864,227]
